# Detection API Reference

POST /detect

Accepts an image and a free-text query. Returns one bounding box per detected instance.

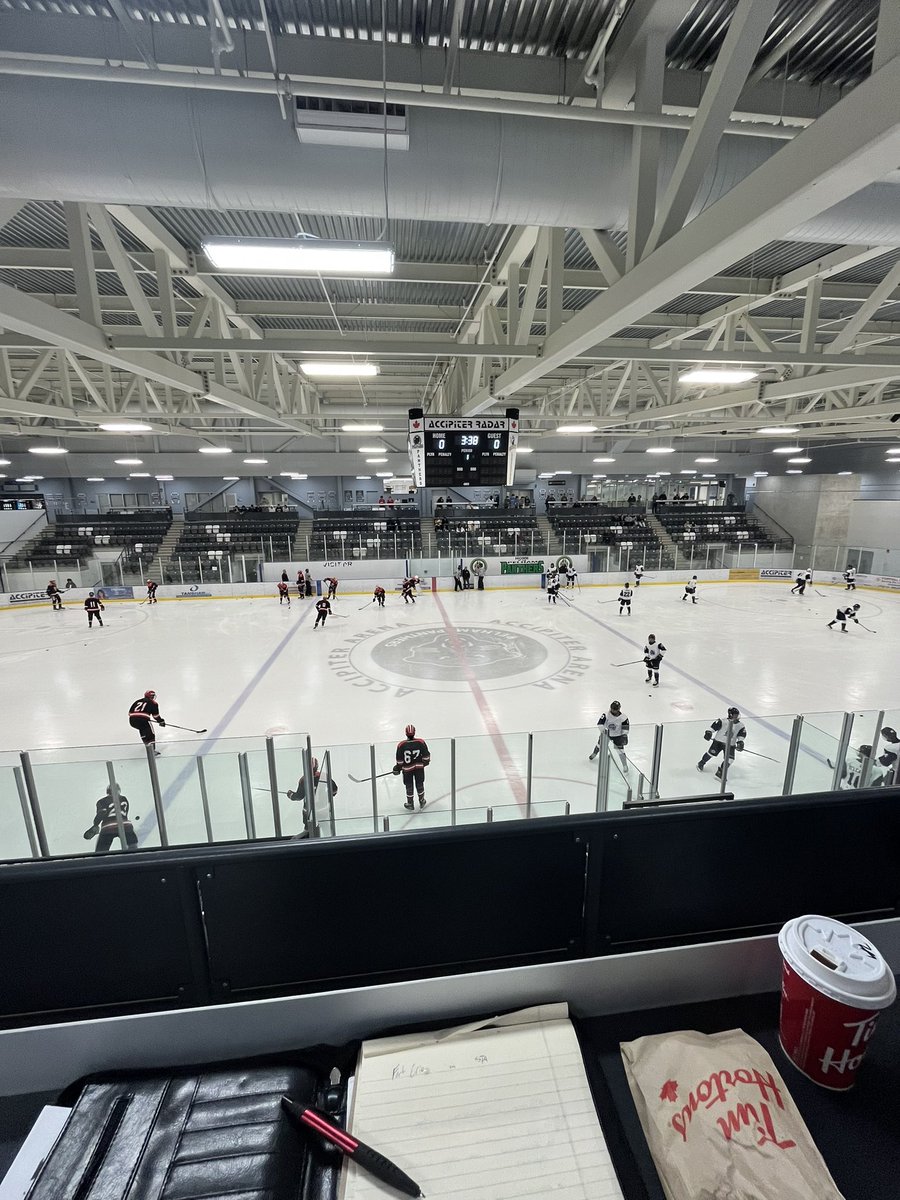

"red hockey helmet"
[311,757,319,772]
[405,724,416,738]
[144,689,157,699]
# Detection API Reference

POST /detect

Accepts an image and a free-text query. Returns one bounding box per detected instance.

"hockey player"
[84,591,105,628]
[372,585,386,607]
[326,576,339,600]
[803,568,812,588]
[827,602,860,631]
[453,567,463,592]
[565,565,578,589]
[547,578,561,604]
[589,701,630,767]
[83,785,138,853]
[697,707,747,779]
[790,572,806,595]
[874,727,900,786]
[46,579,63,610]
[633,563,644,587]
[277,581,291,606]
[618,583,633,615]
[546,563,560,586]
[304,569,314,598]
[843,565,857,590]
[393,723,431,809]
[314,597,331,628]
[146,579,158,604]
[682,576,698,603]
[287,756,339,839]
[128,689,165,754]
[644,634,666,687]
[296,570,305,597]
[401,579,416,604]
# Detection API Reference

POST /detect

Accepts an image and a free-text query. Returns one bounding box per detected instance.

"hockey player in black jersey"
[128,690,165,754]
[643,634,666,686]
[618,584,633,615]
[84,785,138,852]
[827,603,860,631]
[314,597,331,628]
[46,579,63,610]
[84,591,105,627]
[393,723,430,809]
[697,707,747,778]
[287,756,338,838]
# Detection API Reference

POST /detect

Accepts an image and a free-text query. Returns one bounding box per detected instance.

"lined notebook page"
[340,1005,623,1200]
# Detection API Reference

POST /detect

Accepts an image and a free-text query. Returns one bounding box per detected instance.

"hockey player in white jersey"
[843,566,857,590]
[827,603,860,631]
[682,575,698,603]
[633,563,645,587]
[643,634,666,686]
[697,707,747,779]
[589,700,630,767]
[618,583,634,615]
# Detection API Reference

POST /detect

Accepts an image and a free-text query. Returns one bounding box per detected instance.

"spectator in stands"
[627,493,637,505]
[281,569,289,583]
[727,492,736,506]
[65,577,77,589]
[378,495,386,506]
[657,490,667,502]
[503,495,510,509]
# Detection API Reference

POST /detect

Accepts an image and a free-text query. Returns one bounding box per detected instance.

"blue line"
[137,603,315,844]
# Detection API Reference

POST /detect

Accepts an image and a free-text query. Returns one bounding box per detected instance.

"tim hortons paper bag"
[620,1029,845,1200]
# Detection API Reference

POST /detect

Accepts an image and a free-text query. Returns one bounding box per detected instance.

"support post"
[450,737,457,826]
[18,752,49,857]
[324,750,336,834]
[13,766,41,858]
[594,728,610,812]
[782,715,804,796]
[144,743,169,846]
[831,712,855,792]
[525,732,534,817]
[303,734,317,836]
[369,743,379,833]
[238,751,257,839]
[859,711,884,790]
[649,723,663,799]
[486,807,494,823]
[195,756,214,842]
[265,735,284,838]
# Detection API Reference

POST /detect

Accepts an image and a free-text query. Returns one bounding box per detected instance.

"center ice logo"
[382,627,545,681]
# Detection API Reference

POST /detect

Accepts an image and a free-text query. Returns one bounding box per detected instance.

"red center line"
[431,593,528,809]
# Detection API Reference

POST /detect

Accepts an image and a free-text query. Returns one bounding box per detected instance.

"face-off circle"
[336,622,588,693]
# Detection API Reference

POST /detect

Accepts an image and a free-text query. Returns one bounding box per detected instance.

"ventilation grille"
[294,97,409,150]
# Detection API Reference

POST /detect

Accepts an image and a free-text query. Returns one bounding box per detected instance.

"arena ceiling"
[1,0,900,468]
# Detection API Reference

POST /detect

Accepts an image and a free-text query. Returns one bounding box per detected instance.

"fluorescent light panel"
[198,446,232,455]
[99,422,152,433]
[244,457,268,464]
[680,368,758,385]
[115,458,142,465]
[695,457,718,463]
[301,362,379,378]
[758,426,799,435]
[342,423,384,432]
[28,446,68,455]
[202,238,395,275]
[646,446,675,454]
[772,446,803,454]
[556,424,597,434]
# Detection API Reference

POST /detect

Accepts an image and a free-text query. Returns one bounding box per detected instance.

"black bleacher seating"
[548,507,671,565]
[171,512,300,569]
[7,511,171,569]
[434,513,538,556]
[655,504,785,549]
[311,511,421,558]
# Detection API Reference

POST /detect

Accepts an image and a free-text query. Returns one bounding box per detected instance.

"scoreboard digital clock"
[408,410,519,488]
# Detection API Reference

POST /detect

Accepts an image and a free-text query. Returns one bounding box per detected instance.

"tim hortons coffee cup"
[778,915,896,1091]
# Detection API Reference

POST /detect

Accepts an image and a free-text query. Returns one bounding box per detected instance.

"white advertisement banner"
[759,568,794,579]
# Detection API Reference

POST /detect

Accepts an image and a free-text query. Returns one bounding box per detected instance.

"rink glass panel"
[0,760,35,862]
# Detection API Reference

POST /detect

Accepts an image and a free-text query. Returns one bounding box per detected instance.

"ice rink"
[2,578,898,856]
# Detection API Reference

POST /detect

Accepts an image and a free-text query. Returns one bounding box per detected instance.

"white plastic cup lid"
[778,915,897,1009]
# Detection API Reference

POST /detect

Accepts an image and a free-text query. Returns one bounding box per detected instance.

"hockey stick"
[857,622,877,633]
[740,748,780,763]
[348,769,396,783]
[611,659,645,667]
[815,589,828,597]
[165,722,209,734]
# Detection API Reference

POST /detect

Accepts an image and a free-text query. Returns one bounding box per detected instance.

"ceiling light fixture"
[786,469,803,474]
[556,424,597,434]
[772,446,803,454]
[788,457,812,464]
[358,446,386,453]
[695,457,719,463]
[646,446,675,455]
[114,458,143,465]
[155,475,174,481]
[202,237,395,275]
[86,477,105,482]
[342,423,384,433]
[366,457,388,463]
[223,476,240,481]
[593,456,616,463]
[680,368,758,385]
[98,422,153,433]
[516,446,533,454]
[28,446,68,456]
[758,426,800,435]
[837,471,852,476]
[356,475,372,480]
[198,446,232,455]
[753,471,769,477]
[301,361,379,378]
[0,458,10,465]
[129,472,151,478]
[680,469,697,474]
[375,471,393,477]
[243,457,268,464]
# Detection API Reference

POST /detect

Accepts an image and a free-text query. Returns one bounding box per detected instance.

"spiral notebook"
[339,1003,624,1199]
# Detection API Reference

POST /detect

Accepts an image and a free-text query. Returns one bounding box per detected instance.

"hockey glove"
[83,827,98,840]
[157,717,166,726]
[643,657,651,667]
[703,729,712,741]
[392,764,402,775]
[286,789,296,801]
[423,756,431,766]
[736,740,745,751]
[100,604,105,611]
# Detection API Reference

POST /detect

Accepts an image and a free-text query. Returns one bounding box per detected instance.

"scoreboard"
[408,410,519,488]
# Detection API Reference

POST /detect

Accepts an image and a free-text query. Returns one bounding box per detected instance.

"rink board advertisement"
[262,559,408,582]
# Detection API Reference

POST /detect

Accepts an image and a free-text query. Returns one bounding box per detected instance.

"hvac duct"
[1,76,899,244]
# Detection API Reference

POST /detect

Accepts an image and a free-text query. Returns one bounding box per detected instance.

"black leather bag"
[27,1063,341,1200]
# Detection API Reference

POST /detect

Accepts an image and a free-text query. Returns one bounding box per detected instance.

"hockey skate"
[418,796,427,808]
[403,801,414,811]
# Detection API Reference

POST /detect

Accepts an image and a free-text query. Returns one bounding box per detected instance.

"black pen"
[281,1095,425,1198]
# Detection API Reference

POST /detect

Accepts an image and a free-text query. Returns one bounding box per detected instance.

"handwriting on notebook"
[340,1006,624,1200]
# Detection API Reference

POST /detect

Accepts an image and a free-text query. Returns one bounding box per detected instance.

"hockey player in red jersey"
[401,578,417,604]
[277,581,291,605]
[128,690,165,754]
[84,591,105,628]
[326,577,339,600]
[314,596,332,628]
[393,723,430,809]
[146,579,158,604]
[372,585,386,607]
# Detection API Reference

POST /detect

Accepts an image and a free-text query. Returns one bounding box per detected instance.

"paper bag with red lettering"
[620,1029,845,1200]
